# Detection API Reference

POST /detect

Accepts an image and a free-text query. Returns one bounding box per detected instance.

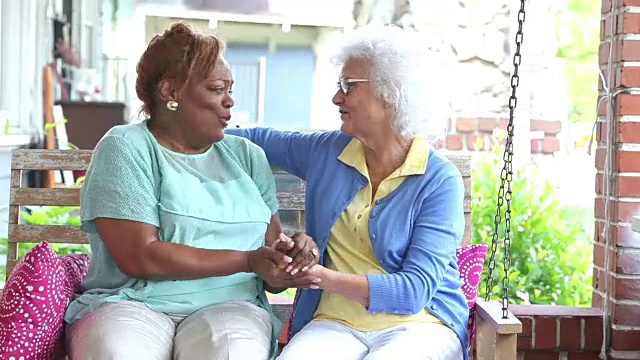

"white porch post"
[0,0,49,133]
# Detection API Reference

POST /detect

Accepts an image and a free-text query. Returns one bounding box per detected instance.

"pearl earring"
[166,100,179,111]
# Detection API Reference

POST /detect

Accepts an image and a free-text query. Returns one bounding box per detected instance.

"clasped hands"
[248,232,322,291]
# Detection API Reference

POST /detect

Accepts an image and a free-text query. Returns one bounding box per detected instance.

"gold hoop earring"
[166,100,179,111]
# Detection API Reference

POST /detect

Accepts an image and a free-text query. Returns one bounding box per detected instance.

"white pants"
[277,320,463,360]
[66,300,273,360]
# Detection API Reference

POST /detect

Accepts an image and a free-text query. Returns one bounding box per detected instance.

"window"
[0,0,38,130]
[228,57,266,127]
[0,0,101,133]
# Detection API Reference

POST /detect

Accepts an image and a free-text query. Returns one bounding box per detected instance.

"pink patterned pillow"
[59,253,90,292]
[0,242,90,359]
[455,243,488,355]
[456,243,488,308]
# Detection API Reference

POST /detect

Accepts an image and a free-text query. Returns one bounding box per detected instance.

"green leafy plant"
[16,176,89,256]
[43,118,69,131]
[472,145,594,306]
[19,206,89,256]
[0,205,87,283]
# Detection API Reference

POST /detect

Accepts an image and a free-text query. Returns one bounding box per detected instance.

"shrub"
[472,147,594,306]
[19,206,89,256]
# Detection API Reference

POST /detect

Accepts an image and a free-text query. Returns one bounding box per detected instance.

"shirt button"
[357,215,362,219]
[365,204,370,208]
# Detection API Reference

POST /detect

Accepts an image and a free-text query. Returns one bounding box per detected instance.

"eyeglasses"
[337,78,370,95]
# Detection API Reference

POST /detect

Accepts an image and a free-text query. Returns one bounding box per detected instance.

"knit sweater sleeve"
[366,173,465,314]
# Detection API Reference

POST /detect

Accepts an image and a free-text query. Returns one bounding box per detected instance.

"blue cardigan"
[226,128,470,358]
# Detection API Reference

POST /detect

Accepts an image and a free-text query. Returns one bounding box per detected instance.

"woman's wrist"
[242,249,255,273]
[316,265,335,291]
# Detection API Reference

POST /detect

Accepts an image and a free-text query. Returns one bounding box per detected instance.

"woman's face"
[177,57,234,142]
[332,57,393,139]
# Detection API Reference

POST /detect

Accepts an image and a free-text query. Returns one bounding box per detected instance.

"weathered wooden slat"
[447,154,472,177]
[461,213,472,247]
[9,170,21,224]
[273,154,472,176]
[278,195,470,213]
[463,176,472,195]
[5,150,473,282]
[11,149,92,170]
[282,224,305,235]
[8,225,88,244]
[272,303,294,323]
[7,170,21,268]
[6,260,18,279]
[277,192,305,211]
[11,188,81,206]
[272,168,294,176]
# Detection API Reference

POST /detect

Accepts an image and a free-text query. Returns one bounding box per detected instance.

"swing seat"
[1,149,521,359]
[275,243,522,359]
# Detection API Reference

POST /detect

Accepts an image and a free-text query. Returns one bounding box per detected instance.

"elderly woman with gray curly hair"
[227,24,468,360]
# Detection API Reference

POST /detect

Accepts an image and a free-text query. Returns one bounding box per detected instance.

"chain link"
[484,0,526,319]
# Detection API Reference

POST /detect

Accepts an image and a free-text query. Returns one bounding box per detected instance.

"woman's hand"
[296,264,370,306]
[247,246,321,290]
[273,233,320,275]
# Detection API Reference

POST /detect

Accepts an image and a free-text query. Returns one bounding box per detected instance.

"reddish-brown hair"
[135,22,224,117]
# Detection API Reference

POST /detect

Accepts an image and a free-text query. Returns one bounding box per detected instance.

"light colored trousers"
[66,300,273,360]
[277,319,464,360]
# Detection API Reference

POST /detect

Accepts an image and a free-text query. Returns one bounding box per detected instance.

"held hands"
[273,232,320,275]
[247,240,320,290]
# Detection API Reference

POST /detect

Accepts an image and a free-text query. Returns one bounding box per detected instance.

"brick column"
[595,0,640,358]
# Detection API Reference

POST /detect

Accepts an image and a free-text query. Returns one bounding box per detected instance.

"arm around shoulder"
[225,127,332,180]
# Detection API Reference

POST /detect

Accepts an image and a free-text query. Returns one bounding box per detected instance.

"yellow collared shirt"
[313,137,443,331]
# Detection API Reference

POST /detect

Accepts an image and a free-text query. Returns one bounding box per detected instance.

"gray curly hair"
[333,24,450,141]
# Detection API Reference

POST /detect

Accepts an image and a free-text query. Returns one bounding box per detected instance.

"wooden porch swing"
[2,1,530,359]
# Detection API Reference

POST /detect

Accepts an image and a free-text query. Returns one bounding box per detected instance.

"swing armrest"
[475,299,522,334]
[475,300,522,359]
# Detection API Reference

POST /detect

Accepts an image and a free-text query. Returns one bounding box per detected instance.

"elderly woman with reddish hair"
[63,23,319,360]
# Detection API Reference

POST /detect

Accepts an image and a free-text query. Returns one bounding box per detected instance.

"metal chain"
[484,0,526,319]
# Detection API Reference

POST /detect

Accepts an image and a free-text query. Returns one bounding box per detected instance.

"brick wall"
[512,305,603,360]
[442,117,562,154]
[595,0,640,358]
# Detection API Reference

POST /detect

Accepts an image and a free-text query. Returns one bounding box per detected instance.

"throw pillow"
[0,242,89,359]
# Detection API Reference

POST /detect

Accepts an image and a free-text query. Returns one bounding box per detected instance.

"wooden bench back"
[6,149,472,278]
